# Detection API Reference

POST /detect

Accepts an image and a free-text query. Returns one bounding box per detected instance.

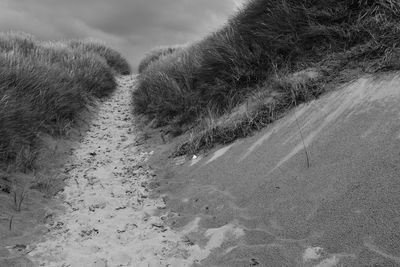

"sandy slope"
[27,76,198,267]
[155,73,400,266]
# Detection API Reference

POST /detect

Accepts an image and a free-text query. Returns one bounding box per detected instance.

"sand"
[3,72,399,266]
[154,73,400,266]
[26,75,218,267]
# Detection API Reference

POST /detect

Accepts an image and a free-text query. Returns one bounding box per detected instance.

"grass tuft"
[69,39,131,75]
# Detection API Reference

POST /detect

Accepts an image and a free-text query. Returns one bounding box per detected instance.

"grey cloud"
[0,0,243,68]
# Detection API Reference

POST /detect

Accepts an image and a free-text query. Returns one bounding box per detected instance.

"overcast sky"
[0,0,244,69]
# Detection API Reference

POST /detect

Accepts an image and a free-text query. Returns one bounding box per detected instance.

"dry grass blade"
[9,215,13,231]
[293,109,311,168]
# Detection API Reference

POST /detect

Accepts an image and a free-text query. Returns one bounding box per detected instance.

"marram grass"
[0,31,130,172]
[134,0,400,154]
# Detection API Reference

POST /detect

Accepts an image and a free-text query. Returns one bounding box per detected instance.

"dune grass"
[137,45,186,73]
[68,40,131,75]
[133,0,400,155]
[0,32,130,173]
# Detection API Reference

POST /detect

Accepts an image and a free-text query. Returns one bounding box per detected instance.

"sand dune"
[155,73,400,266]
[2,73,398,266]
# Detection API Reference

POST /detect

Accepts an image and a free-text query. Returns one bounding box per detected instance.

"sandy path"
[28,76,194,267]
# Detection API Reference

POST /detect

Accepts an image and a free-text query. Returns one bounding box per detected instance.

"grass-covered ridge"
[0,32,131,172]
[138,45,186,74]
[133,0,400,155]
[69,40,131,75]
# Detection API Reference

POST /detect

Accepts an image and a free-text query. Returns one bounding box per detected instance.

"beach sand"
[26,76,201,266]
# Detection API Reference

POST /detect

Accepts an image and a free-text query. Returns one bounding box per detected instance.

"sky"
[0,0,245,70]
